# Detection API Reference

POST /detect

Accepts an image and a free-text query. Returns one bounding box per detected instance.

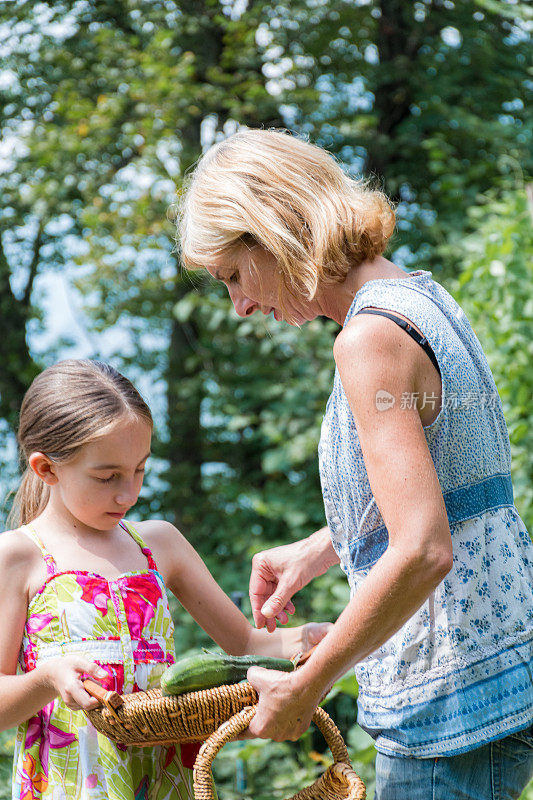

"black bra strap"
[356,308,441,375]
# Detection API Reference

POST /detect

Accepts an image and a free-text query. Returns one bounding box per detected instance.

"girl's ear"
[28,452,59,486]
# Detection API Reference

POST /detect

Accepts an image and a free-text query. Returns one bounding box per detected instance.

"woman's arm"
[0,533,106,730]
[139,521,331,658]
[245,314,453,740]
[250,526,340,632]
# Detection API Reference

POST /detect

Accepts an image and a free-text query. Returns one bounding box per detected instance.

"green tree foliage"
[265,0,532,265]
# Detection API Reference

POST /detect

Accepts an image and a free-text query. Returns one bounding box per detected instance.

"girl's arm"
[139,522,331,659]
[0,532,107,731]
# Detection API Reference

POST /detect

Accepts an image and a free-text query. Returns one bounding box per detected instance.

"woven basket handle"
[83,679,123,721]
[193,704,350,799]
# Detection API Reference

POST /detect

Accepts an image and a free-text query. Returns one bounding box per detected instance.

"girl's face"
[35,416,152,532]
[206,245,319,326]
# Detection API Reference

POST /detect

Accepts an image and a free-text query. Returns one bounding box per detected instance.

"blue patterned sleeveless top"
[318,269,533,757]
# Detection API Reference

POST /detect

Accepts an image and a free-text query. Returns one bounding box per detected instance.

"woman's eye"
[96,475,115,484]
[228,272,239,284]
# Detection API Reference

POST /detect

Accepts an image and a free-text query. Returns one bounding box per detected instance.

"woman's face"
[206,245,317,326]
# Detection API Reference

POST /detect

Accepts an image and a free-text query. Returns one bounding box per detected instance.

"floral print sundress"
[13,521,201,800]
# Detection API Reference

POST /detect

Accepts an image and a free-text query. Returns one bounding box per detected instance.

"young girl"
[1,359,330,800]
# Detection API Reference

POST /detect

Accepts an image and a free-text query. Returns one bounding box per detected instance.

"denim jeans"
[374,726,533,800]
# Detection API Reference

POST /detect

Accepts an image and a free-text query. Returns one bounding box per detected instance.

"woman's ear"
[28,452,59,486]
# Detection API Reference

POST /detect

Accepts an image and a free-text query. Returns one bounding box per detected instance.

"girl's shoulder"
[0,529,44,603]
[128,519,192,583]
[128,517,185,550]
[0,528,41,566]
[130,518,182,544]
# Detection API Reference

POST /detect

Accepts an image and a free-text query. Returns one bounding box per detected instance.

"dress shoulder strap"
[356,307,441,375]
[119,520,158,571]
[19,524,58,577]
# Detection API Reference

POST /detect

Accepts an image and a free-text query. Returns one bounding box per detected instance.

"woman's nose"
[229,286,258,317]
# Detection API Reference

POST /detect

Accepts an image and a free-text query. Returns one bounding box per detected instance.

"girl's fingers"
[87,663,108,681]
[61,659,108,710]
[83,695,104,710]
[71,682,103,711]
[304,621,333,650]
[75,658,107,682]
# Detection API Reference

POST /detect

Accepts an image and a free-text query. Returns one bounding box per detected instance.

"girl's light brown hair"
[8,359,153,527]
[177,128,396,303]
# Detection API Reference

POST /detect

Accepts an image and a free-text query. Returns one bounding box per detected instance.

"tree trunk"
[364,0,422,184]
[0,230,41,429]
[165,280,203,531]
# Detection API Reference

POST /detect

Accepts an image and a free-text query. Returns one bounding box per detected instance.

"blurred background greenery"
[0,0,532,796]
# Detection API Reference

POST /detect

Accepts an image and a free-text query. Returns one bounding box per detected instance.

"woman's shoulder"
[334,310,421,380]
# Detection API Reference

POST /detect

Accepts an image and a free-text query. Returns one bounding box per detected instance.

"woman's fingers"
[249,560,277,628]
[260,582,296,620]
[275,600,296,623]
[250,549,301,629]
[245,667,315,741]
[263,600,297,632]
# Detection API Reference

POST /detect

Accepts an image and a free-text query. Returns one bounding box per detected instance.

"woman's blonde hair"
[8,359,153,527]
[177,128,396,302]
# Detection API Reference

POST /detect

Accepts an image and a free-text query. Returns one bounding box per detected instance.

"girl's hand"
[299,621,333,657]
[44,656,108,711]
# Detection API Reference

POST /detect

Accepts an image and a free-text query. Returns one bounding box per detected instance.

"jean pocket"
[506,724,533,750]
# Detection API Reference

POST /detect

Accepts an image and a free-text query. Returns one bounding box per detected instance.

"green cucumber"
[160,652,294,696]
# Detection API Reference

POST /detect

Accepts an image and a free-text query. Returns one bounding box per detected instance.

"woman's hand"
[243,623,332,739]
[44,656,108,711]
[250,528,339,633]
[245,666,324,741]
[249,545,297,632]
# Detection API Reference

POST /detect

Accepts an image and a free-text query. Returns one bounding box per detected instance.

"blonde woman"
[178,129,533,800]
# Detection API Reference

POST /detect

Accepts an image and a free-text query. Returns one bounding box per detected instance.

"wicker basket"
[84,679,366,799]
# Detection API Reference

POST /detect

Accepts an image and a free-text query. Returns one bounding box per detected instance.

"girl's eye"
[96,475,116,484]
[228,272,239,284]
[95,467,145,483]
